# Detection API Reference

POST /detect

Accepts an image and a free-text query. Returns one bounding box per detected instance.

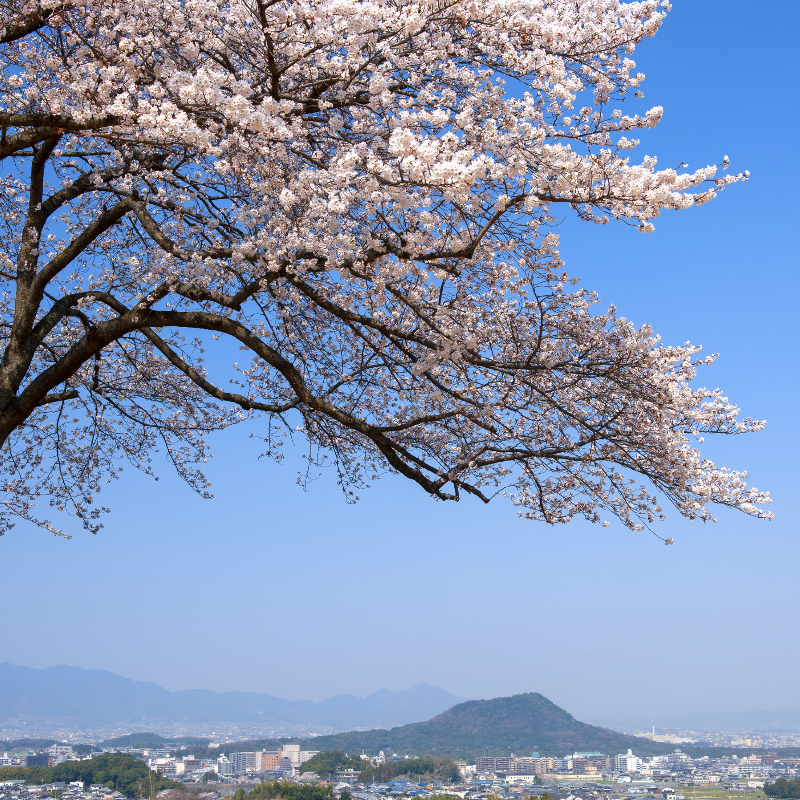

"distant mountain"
[99,733,211,748]
[301,692,674,757]
[0,738,61,751]
[591,710,800,734]
[0,663,465,732]
[0,739,96,755]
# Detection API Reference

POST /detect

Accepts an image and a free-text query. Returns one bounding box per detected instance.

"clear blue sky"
[1,1,798,723]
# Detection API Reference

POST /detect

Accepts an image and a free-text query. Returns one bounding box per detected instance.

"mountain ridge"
[0,663,466,733]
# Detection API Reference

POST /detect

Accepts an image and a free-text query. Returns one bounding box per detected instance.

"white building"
[276,745,318,775]
[230,752,259,774]
[47,746,76,766]
[150,758,177,776]
[279,745,298,773]
[615,750,641,774]
[217,756,234,776]
[285,746,301,760]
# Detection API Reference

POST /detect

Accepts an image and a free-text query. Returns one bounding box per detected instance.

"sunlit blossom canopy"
[0,0,770,537]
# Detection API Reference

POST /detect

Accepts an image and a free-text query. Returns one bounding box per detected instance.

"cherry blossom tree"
[0,0,771,537]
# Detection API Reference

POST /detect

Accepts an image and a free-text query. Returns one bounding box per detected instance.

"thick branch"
[0,112,122,130]
[0,7,61,43]
[0,114,122,159]
[32,199,133,295]
[10,312,140,428]
[143,309,488,502]
[36,389,79,406]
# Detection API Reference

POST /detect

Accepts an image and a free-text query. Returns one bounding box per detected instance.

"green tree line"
[241,780,343,800]
[298,752,364,777]
[357,755,460,783]
[298,751,461,783]
[0,754,181,797]
[766,779,800,799]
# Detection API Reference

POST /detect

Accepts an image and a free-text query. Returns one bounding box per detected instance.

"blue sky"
[1,1,799,723]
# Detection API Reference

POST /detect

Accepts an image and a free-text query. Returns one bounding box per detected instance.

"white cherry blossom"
[0,0,770,537]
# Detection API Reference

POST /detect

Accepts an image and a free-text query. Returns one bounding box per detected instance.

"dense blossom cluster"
[0,0,770,536]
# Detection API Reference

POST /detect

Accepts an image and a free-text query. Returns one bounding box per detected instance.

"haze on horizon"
[1,0,799,726]
[2,664,800,743]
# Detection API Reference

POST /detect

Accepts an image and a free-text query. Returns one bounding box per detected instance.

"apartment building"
[230,752,258,773]
[259,750,281,771]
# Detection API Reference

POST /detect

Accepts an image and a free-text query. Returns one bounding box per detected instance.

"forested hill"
[302,693,673,757]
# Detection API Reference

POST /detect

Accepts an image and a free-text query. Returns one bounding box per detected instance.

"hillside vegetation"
[300,693,673,757]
